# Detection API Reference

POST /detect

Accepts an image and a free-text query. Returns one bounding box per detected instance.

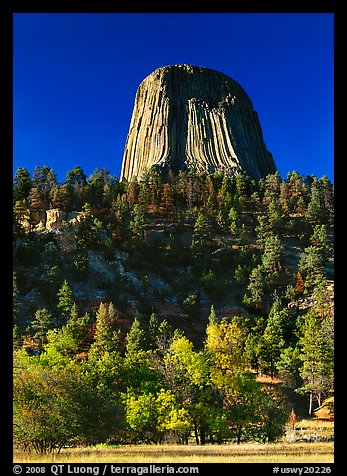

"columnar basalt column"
[120,64,276,181]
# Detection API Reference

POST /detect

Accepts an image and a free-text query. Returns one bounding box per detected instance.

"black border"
[2,0,337,472]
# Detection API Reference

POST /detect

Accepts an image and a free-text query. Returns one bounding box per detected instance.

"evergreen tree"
[258,302,286,379]
[298,245,324,290]
[208,305,218,325]
[56,280,75,324]
[261,233,283,279]
[130,203,145,240]
[276,345,302,388]
[65,165,87,187]
[310,224,332,261]
[148,312,160,350]
[13,167,32,203]
[90,302,120,356]
[126,316,146,356]
[297,312,334,415]
[31,308,54,344]
[244,332,262,375]
[267,198,283,233]
[306,177,323,224]
[244,265,265,308]
[191,212,212,254]
[13,324,23,349]
[65,304,91,353]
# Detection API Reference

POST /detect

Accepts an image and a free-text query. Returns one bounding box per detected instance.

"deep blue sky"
[13,13,334,183]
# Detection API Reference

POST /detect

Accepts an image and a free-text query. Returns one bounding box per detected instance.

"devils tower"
[120,64,276,181]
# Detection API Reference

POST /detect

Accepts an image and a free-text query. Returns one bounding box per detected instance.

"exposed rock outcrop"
[45,209,83,231]
[18,209,86,233]
[121,64,276,181]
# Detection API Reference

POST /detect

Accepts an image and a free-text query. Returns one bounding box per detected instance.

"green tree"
[123,390,159,443]
[13,167,32,203]
[32,165,58,209]
[89,302,120,357]
[223,371,264,444]
[129,203,145,240]
[13,200,30,234]
[126,316,146,356]
[205,320,247,374]
[267,198,283,233]
[155,389,191,443]
[234,264,249,285]
[297,312,334,415]
[244,332,262,375]
[208,305,218,325]
[13,360,120,453]
[283,171,308,215]
[148,312,160,350]
[191,212,212,254]
[276,345,302,388]
[244,265,265,308]
[56,280,75,324]
[164,336,213,445]
[252,387,289,443]
[31,308,54,345]
[65,165,87,187]
[298,245,324,290]
[306,175,334,225]
[261,233,283,279]
[258,311,286,379]
[13,324,23,349]
[310,224,332,261]
[65,304,91,353]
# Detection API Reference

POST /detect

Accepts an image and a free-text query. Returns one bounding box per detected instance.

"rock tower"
[120,64,276,181]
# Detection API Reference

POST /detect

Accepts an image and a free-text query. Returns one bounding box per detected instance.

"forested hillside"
[13,165,334,453]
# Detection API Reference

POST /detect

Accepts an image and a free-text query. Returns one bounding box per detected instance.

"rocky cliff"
[120,64,276,181]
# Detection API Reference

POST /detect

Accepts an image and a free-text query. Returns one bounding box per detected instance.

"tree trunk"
[308,392,313,415]
[193,421,199,445]
[200,425,206,446]
[237,426,242,445]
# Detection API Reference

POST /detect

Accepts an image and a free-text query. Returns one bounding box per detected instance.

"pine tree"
[310,224,331,261]
[297,312,334,415]
[13,324,23,349]
[258,296,287,378]
[208,305,218,325]
[31,308,54,344]
[126,316,146,356]
[13,167,32,203]
[245,265,265,308]
[90,302,120,356]
[65,165,87,187]
[130,203,145,239]
[191,212,212,254]
[149,312,160,350]
[57,280,75,324]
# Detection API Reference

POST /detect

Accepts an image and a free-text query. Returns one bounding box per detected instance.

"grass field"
[14,441,334,464]
[14,419,334,464]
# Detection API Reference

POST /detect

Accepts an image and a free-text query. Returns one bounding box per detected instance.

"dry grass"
[14,441,334,464]
[293,419,334,441]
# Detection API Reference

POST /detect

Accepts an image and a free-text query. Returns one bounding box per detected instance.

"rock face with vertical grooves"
[120,64,276,181]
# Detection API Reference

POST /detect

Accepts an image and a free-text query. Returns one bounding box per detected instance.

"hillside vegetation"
[13,166,334,454]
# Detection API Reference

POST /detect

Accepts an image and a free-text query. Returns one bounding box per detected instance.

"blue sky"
[13,13,334,183]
